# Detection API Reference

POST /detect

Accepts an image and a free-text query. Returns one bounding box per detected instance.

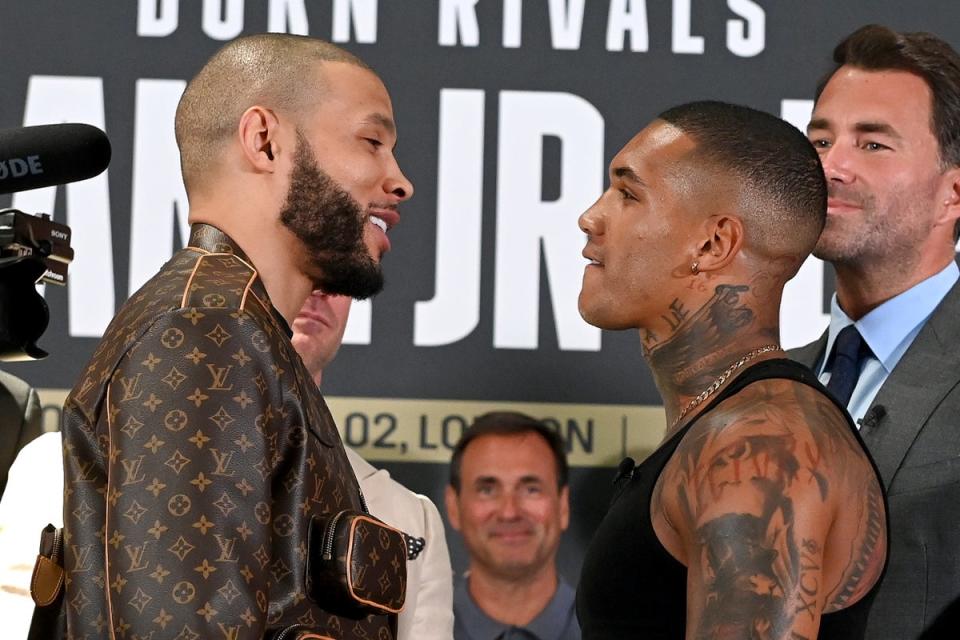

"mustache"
[827,184,869,208]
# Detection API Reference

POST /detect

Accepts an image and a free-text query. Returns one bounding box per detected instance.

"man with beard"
[445,412,580,640]
[791,25,960,639]
[574,102,887,639]
[60,34,412,639]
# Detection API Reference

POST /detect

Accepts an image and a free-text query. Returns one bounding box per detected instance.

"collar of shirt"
[453,577,577,640]
[818,261,959,377]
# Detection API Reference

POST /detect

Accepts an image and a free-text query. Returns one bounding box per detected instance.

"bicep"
[677,431,833,640]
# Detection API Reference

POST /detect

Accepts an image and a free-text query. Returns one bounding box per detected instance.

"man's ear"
[237,105,281,172]
[559,485,570,532]
[694,214,745,272]
[937,166,960,233]
[445,485,462,532]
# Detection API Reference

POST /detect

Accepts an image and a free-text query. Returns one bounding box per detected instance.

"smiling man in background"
[792,24,960,639]
[446,411,580,640]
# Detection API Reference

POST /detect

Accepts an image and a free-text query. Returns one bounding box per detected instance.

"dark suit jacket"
[0,369,42,497]
[791,279,960,640]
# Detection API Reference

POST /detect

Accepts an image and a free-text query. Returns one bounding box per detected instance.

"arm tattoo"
[683,433,806,639]
[667,381,886,638]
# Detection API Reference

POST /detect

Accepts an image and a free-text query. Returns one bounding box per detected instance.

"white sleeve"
[403,494,455,640]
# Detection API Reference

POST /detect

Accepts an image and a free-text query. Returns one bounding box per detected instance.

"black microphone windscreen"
[0,123,112,195]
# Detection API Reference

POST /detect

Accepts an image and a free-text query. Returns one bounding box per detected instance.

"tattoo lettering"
[642,328,659,347]
[796,539,821,622]
[661,298,690,331]
[649,284,760,397]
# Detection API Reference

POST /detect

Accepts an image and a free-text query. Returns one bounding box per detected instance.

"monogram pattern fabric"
[306,513,407,618]
[345,518,407,613]
[61,224,395,640]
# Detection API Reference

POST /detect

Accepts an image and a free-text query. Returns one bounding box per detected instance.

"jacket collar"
[186,223,293,338]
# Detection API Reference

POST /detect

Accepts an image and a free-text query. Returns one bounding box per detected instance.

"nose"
[497,492,521,520]
[385,155,414,202]
[819,144,855,185]
[579,195,605,236]
[577,196,603,236]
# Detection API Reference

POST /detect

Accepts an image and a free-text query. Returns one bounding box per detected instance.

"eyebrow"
[807,117,903,140]
[366,112,396,136]
[612,166,647,187]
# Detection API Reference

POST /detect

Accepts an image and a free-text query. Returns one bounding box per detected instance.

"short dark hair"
[448,411,569,492]
[817,24,960,170]
[657,101,827,276]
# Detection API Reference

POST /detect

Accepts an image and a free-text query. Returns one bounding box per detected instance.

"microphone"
[859,404,887,430]
[0,123,111,195]
[614,457,636,484]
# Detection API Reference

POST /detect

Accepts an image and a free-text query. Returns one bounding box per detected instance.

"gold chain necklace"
[670,344,781,430]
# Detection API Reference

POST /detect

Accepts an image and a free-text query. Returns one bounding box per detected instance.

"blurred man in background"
[446,411,579,640]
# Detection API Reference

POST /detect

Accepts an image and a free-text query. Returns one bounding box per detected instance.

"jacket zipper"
[51,527,63,565]
[321,510,349,561]
[274,624,304,640]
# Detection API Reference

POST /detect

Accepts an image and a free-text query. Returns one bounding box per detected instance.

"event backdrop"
[2,0,958,582]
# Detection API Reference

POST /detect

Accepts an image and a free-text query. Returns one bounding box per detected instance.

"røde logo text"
[0,155,43,180]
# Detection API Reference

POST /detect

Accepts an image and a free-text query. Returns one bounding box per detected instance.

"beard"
[279,133,384,300]
[814,182,929,270]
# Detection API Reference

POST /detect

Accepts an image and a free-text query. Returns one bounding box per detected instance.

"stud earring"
[691,261,700,275]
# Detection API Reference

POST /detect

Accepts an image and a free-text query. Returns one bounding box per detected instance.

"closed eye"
[619,188,637,201]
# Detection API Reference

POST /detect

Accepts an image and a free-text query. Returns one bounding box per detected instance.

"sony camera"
[0,210,74,360]
[0,122,109,361]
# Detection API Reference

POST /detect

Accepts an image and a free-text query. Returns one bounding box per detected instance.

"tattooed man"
[61,34,413,639]
[575,102,887,639]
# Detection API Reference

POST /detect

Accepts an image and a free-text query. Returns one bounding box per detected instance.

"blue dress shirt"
[817,261,959,425]
[453,577,581,640]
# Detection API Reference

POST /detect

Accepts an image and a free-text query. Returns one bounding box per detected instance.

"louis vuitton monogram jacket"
[61,224,395,640]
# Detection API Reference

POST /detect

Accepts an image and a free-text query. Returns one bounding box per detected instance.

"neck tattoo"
[670,344,781,430]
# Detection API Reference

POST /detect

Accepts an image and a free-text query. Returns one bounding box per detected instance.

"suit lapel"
[862,281,960,490]
[790,333,828,371]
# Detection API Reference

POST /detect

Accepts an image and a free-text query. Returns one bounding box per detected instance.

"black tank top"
[576,359,885,639]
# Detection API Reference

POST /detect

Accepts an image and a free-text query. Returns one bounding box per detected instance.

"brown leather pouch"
[306,510,407,619]
[28,524,66,640]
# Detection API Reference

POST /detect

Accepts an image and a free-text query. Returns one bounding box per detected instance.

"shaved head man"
[575,102,887,639]
[61,34,412,639]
